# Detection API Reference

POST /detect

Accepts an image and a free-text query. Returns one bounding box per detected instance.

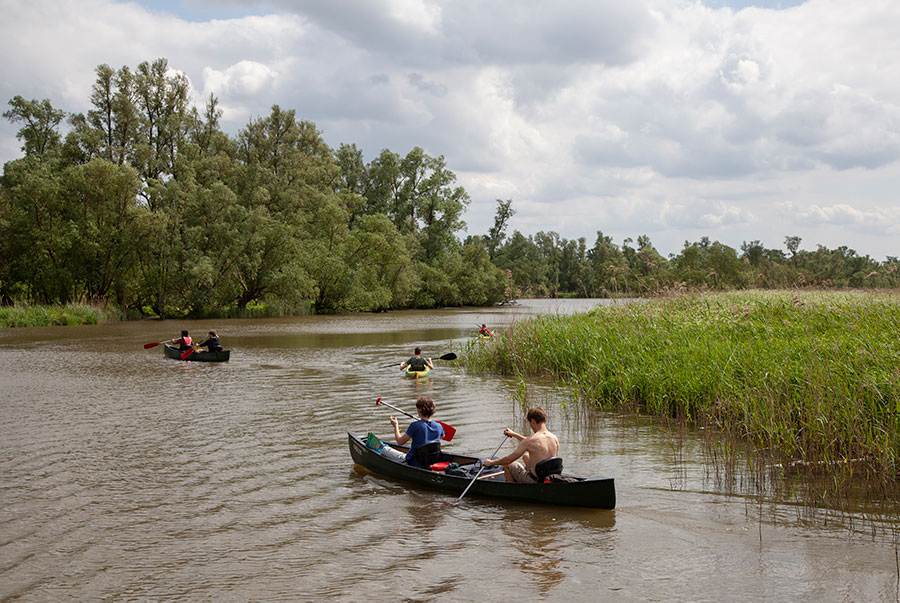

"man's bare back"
[517,427,559,472]
[483,407,559,482]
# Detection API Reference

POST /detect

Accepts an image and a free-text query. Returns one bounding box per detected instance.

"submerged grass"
[465,290,900,489]
[0,303,126,327]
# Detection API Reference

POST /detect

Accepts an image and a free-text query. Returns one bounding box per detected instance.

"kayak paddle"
[375,397,456,441]
[143,341,166,349]
[379,352,457,369]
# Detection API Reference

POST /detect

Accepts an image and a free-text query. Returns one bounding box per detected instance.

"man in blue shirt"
[389,396,444,467]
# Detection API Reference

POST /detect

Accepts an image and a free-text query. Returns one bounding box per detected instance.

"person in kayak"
[198,330,223,352]
[170,329,193,351]
[483,406,560,482]
[389,396,444,467]
[400,347,434,372]
[478,324,494,337]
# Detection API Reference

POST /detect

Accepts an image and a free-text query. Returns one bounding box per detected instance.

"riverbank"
[0,303,128,327]
[463,290,900,487]
[0,300,316,327]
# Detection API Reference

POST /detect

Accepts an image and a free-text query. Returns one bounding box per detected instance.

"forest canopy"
[1,59,898,317]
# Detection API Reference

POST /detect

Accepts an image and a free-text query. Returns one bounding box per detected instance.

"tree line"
[1,58,897,317]
[481,215,900,298]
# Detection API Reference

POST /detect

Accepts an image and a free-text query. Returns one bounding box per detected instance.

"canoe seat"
[413,441,442,467]
[534,457,563,481]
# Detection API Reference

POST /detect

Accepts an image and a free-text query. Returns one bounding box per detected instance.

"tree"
[132,58,191,189]
[486,198,515,259]
[740,240,764,266]
[61,159,142,303]
[785,235,801,259]
[587,231,627,296]
[3,96,66,157]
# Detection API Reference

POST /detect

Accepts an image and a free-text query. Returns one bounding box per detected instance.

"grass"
[464,290,900,488]
[0,303,126,327]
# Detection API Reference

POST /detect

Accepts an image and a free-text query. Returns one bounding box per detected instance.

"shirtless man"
[483,407,559,483]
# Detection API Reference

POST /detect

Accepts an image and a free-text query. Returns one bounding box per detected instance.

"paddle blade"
[438,421,456,442]
[438,352,457,361]
[144,341,162,349]
[180,347,196,360]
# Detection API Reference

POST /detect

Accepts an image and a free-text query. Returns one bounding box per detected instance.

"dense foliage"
[2,59,898,317]
[0,59,507,316]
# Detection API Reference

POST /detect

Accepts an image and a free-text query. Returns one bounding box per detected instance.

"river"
[1,299,897,601]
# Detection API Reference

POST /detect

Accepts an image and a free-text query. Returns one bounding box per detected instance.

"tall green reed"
[464,291,900,486]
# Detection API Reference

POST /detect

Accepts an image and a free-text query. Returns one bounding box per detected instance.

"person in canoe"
[389,396,444,467]
[483,406,560,482]
[478,324,494,337]
[170,329,193,351]
[399,347,434,373]
[197,330,223,352]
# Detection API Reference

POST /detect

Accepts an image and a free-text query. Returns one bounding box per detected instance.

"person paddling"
[198,330,222,352]
[478,324,494,337]
[400,347,434,372]
[389,396,444,467]
[483,407,559,482]
[170,329,193,351]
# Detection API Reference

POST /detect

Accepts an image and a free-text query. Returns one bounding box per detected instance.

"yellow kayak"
[405,366,431,378]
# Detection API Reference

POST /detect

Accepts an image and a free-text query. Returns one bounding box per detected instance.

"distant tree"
[486,198,515,260]
[741,240,764,266]
[3,96,66,157]
[785,235,802,259]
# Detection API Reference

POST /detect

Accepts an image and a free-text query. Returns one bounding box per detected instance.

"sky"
[1,0,898,260]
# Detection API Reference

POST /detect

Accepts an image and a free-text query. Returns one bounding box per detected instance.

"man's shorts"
[508,460,538,483]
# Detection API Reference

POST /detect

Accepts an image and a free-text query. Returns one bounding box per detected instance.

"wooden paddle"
[454,436,508,504]
[380,352,457,369]
[375,397,456,442]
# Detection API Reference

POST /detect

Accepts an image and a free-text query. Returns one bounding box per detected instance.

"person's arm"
[390,416,411,445]
[483,437,529,467]
[197,338,209,348]
[502,428,526,442]
[425,357,434,369]
[399,360,409,370]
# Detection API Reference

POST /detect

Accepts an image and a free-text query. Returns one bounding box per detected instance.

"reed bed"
[465,290,900,486]
[0,303,125,327]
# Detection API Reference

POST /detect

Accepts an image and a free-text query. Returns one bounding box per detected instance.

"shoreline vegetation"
[0,302,126,327]
[0,300,314,328]
[463,290,899,496]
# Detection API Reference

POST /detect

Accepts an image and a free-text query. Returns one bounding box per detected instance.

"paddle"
[454,435,508,504]
[180,347,196,360]
[380,352,457,369]
[375,397,456,442]
[143,341,166,349]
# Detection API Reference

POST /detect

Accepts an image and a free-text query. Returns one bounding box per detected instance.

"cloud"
[784,201,900,234]
[202,60,277,98]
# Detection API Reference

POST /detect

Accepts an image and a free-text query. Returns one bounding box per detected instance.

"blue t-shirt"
[404,419,444,466]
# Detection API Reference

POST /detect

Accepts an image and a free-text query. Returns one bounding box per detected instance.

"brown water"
[1,299,898,601]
